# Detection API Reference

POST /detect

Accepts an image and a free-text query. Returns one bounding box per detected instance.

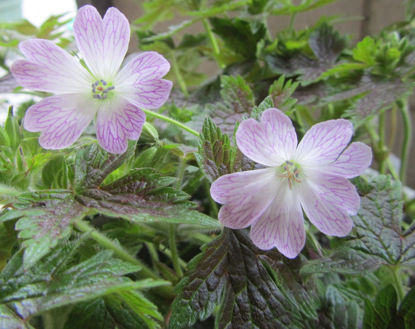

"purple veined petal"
[95,99,146,154]
[11,39,90,93]
[73,5,130,78]
[120,78,173,110]
[236,108,298,167]
[307,173,360,215]
[250,193,305,258]
[116,52,171,88]
[24,94,95,149]
[299,182,353,236]
[325,142,372,178]
[211,168,279,229]
[295,119,353,165]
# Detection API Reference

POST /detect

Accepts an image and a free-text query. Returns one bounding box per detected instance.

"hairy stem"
[378,111,387,173]
[202,18,224,68]
[142,108,200,137]
[74,220,174,296]
[169,158,186,278]
[172,54,189,98]
[398,99,412,184]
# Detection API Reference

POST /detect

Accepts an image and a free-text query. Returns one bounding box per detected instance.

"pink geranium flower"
[11,5,172,154]
[210,108,372,258]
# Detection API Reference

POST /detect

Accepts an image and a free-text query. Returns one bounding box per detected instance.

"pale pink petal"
[236,108,297,166]
[324,142,372,178]
[307,173,360,215]
[73,5,130,78]
[211,169,278,229]
[250,195,305,258]
[116,52,171,87]
[11,39,90,93]
[24,95,95,149]
[95,100,145,154]
[120,79,173,110]
[295,119,353,165]
[299,182,353,236]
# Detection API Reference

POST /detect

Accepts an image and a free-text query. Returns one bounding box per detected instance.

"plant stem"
[74,220,153,278]
[389,265,405,302]
[202,18,224,68]
[169,158,186,278]
[398,99,412,184]
[141,109,200,137]
[378,111,387,173]
[74,220,174,297]
[171,54,189,98]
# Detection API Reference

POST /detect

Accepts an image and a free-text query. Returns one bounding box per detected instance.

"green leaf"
[77,168,219,228]
[270,0,335,15]
[399,286,415,328]
[7,192,88,269]
[74,142,135,192]
[363,285,404,329]
[195,118,253,182]
[300,248,381,275]
[209,17,266,59]
[295,23,346,84]
[350,175,415,265]
[211,75,255,135]
[0,238,167,321]
[0,304,35,329]
[41,155,70,188]
[353,36,377,66]
[169,229,304,329]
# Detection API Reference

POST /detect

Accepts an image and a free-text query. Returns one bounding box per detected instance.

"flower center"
[278,160,302,189]
[91,80,115,100]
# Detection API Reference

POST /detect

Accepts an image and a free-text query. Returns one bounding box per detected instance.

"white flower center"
[91,79,115,100]
[278,160,302,189]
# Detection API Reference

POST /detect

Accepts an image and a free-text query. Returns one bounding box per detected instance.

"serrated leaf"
[323,77,411,122]
[169,229,304,329]
[300,248,381,275]
[76,168,219,228]
[0,238,168,323]
[9,193,88,270]
[398,286,415,328]
[195,118,253,182]
[0,304,34,329]
[363,285,404,329]
[352,36,377,66]
[74,142,135,192]
[209,17,266,59]
[350,175,415,265]
[270,0,335,15]
[210,75,255,135]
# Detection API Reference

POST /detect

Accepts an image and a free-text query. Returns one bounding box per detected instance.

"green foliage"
[350,175,415,265]
[169,229,305,329]
[1,1,415,328]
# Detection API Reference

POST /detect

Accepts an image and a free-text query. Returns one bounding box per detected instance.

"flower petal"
[211,168,278,229]
[11,39,89,93]
[236,108,298,166]
[295,119,353,165]
[300,182,353,236]
[73,5,130,78]
[95,100,145,154]
[24,95,94,149]
[308,173,360,215]
[116,51,171,86]
[120,78,173,110]
[250,195,305,258]
[325,142,372,178]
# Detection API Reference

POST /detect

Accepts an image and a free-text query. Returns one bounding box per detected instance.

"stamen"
[91,79,114,100]
[278,160,302,189]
